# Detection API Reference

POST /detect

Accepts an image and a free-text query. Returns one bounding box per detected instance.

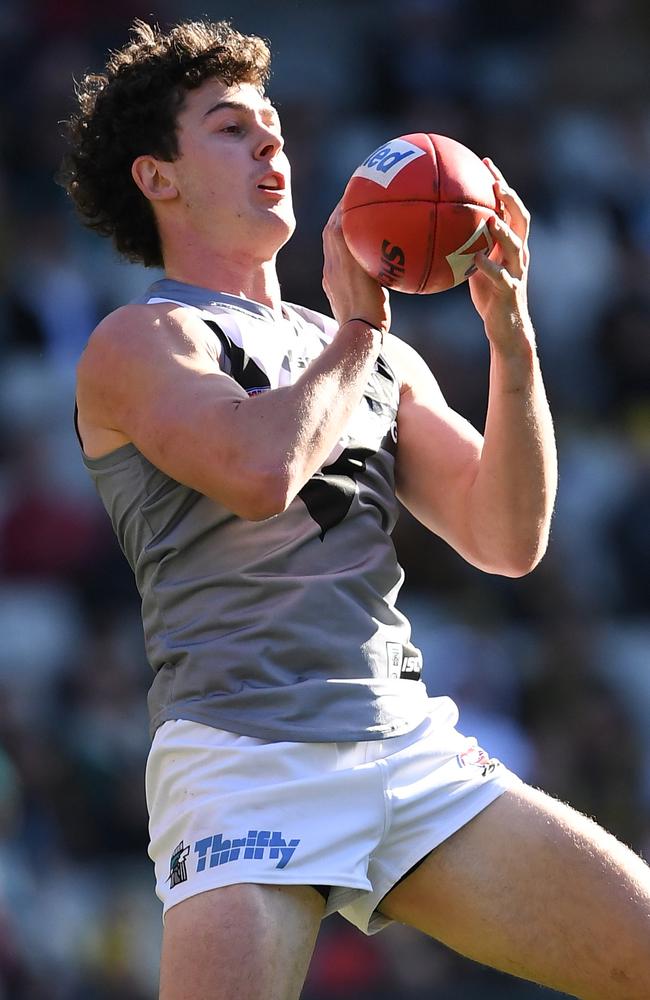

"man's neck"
[163,244,283,316]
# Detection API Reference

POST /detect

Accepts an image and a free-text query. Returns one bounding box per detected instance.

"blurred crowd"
[0,0,649,996]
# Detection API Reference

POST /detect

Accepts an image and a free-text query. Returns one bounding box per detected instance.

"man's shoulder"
[79,301,215,375]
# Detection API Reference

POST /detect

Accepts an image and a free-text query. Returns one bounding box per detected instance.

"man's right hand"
[322,201,390,336]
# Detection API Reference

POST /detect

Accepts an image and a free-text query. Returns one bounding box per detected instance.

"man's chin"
[259,208,296,251]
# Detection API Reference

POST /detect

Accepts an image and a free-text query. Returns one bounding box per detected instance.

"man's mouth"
[257,172,286,192]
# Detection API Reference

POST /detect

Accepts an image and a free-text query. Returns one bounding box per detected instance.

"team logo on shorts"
[457,741,501,777]
[167,840,191,887]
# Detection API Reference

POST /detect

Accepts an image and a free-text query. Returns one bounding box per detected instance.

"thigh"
[378,782,650,1000]
[160,883,325,1000]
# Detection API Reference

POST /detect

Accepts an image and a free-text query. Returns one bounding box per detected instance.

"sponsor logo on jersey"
[352,138,426,188]
[194,829,300,871]
[401,654,422,679]
[378,239,406,287]
[386,643,423,680]
[386,641,403,678]
[167,840,191,887]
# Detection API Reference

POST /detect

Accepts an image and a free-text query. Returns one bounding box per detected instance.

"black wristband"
[345,317,379,329]
[342,317,385,348]
[344,318,385,347]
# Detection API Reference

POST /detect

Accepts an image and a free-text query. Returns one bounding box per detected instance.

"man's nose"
[254,127,283,160]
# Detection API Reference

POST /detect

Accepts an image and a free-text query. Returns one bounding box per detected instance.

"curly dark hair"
[58,19,271,268]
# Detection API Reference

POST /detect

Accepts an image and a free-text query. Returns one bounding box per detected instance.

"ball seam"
[417,133,438,294]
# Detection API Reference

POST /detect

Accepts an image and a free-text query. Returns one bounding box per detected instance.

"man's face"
[166,78,295,259]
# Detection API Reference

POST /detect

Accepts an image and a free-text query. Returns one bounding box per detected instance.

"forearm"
[230,196,390,514]
[467,328,557,575]
[230,318,381,512]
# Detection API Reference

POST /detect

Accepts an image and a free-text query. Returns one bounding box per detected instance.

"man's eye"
[221,124,242,134]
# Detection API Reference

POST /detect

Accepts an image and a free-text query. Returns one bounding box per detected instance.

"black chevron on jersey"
[298,446,375,540]
[205,320,271,394]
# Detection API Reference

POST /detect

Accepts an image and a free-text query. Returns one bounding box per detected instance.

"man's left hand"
[469,158,533,353]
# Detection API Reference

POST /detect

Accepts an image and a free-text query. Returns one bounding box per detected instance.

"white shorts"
[146,697,517,934]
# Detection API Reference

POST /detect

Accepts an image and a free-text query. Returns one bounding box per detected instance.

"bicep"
[124,361,251,496]
[78,306,271,514]
[392,338,483,549]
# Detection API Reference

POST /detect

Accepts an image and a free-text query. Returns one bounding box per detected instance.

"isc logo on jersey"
[352,139,426,189]
[386,642,423,680]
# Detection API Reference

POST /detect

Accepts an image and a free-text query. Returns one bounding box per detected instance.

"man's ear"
[131,156,178,202]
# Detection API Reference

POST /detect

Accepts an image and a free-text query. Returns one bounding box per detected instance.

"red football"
[341,133,499,294]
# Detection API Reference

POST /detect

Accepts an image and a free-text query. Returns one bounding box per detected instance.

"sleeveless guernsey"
[79,279,428,742]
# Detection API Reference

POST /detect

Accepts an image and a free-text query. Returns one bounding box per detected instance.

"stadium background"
[1,0,649,996]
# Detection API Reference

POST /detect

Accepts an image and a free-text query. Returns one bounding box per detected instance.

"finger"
[495,185,530,247]
[488,216,525,278]
[483,156,506,184]
[323,214,340,239]
[326,199,343,227]
[492,184,511,227]
[323,212,344,251]
[472,249,518,292]
[493,205,529,268]
[483,159,510,226]
[483,158,530,243]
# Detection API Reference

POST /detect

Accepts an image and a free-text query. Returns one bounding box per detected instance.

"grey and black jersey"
[79,279,428,742]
